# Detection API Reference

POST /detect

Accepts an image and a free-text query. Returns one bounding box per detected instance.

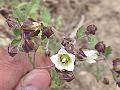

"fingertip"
[15,69,51,90]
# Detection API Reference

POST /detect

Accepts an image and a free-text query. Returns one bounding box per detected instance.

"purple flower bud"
[61,38,72,47]
[95,41,106,53]
[22,39,34,53]
[6,17,17,28]
[113,58,120,74]
[116,80,120,87]
[77,49,86,59]
[65,44,74,54]
[8,44,18,57]
[0,8,9,18]
[42,26,53,38]
[57,69,75,82]
[21,18,40,31]
[85,24,97,35]
[23,30,35,38]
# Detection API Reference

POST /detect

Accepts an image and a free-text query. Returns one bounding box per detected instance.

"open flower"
[50,48,75,71]
[83,50,98,63]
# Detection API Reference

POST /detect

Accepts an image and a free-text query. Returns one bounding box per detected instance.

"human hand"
[0,48,53,90]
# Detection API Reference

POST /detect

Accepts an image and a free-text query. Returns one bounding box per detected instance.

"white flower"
[83,50,98,64]
[50,48,75,71]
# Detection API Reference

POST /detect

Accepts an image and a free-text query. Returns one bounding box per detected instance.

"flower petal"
[50,54,59,64]
[65,62,74,71]
[69,54,75,62]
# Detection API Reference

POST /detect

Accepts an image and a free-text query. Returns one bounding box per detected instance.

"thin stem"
[45,38,50,51]
[33,51,36,69]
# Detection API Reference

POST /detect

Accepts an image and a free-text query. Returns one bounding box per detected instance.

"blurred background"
[0,0,120,90]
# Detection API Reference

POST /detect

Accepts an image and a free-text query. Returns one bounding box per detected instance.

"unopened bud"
[6,17,17,28]
[95,41,106,53]
[42,26,53,38]
[22,39,34,53]
[113,58,120,74]
[85,24,97,35]
[8,44,18,57]
[102,77,109,85]
[21,18,40,31]
[77,49,86,59]
[58,70,75,82]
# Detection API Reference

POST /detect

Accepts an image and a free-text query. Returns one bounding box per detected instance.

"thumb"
[15,69,51,90]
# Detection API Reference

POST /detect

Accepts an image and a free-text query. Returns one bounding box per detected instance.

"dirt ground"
[0,0,120,90]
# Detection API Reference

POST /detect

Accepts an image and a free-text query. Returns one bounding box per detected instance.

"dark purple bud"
[65,44,74,54]
[95,41,106,53]
[22,19,33,29]
[42,26,53,38]
[113,58,120,74]
[8,44,18,57]
[116,80,120,87]
[0,8,10,18]
[23,30,35,39]
[85,24,97,35]
[61,38,72,47]
[28,30,40,37]
[6,17,17,28]
[57,69,75,82]
[22,39,34,53]
[21,18,40,31]
[77,48,86,59]
[102,77,109,85]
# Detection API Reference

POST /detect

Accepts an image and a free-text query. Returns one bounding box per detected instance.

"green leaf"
[11,38,21,45]
[28,0,40,16]
[49,36,61,54]
[12,8,26,22]
[88,35,98,48]
[36,45,44,53]
[13,28,21,36]
[95,63,101,82]
[76,26,85,39]
[40,7,51,24]
[16,2,28,10]
[104,46,112,57]
[50,69,61,90]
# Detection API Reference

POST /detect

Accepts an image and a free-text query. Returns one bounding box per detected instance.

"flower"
[83,50,98,63]
[50,48,75,71]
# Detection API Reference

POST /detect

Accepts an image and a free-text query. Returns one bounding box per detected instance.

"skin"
[0,48,53,90]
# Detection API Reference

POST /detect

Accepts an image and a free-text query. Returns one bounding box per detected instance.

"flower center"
[60,54,70,64]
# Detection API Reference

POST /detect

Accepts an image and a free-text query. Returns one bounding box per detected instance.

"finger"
[15,69,51,90]
[0,48,52,90]
[0,49,32,90]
